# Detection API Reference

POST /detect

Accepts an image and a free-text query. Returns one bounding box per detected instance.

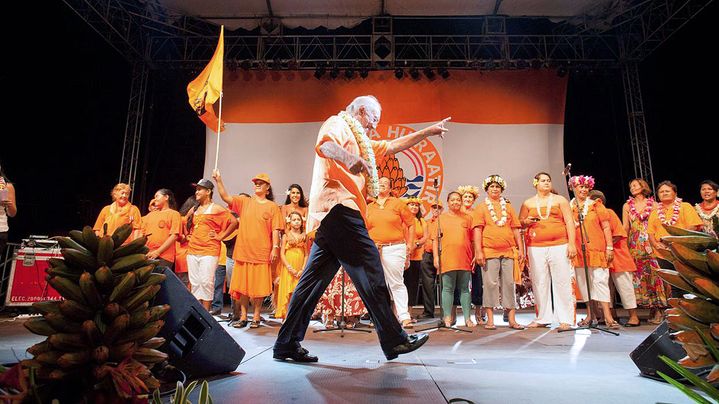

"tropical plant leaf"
[657,370,712,404]
[659,355,719,401]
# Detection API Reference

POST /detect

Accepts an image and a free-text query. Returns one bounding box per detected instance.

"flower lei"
[570,197,594,225]
[485,197,508,226]
[695,201,719,221]
[482,175,507,191]
[658,198,682,225]
[535,194,554,220]
[568,175,595,189]
[338,111,379,198]
[627,197,654,221]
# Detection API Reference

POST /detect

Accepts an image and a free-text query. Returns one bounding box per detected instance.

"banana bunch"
[655,225,719,382]
[22,224,170,399]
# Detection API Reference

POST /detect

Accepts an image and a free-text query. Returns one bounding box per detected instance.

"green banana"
[664,224,714,238]
[140,337,165,350]
[79,272,103,309]
[670,243,711,273]
[113,235,149,258]
[53,236,91,254]
[59,299,95,321]
[143,273,166,287]
[35,351,63,365]
[147,304,171,322]
[656,269,703,296]
[666,312,710,332]
[82,225,100,253]
[45,266,82,281]
[707,250,719,274]
[661,235,718,251]
[133,264,156,283]
[48,333,89,350]
[69,230,85,245]
[112,224,133,248]
[61,248,98,271]
[24,318,57,336]
[122,284,161,311]
[32,300,61,315]
[117,320,164,344]
[27,340,52,356]
[109,341,137,361]
[97,235,115,266]
[82,319,102,346]
[102,302,122,321]
[92,346,110,363]
[109,271,136,302]
[45,312,83,333]
[677,298,719,324]
[102,313,130,346]
[128,309,150,329]
[94,265,114,291]
[678,355,715,369]
[57,350,91,368]
[694,278,719,300]
[110,253,148,273]
[132,347,168,363]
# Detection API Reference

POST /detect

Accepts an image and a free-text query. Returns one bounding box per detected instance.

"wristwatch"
[606,246,614,251]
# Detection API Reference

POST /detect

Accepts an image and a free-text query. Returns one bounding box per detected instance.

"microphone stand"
[314,267,372,337]
[416,206,472,333]
[558,166,618,336]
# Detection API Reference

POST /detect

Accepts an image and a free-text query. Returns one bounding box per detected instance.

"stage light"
[344,68,355,79]
[359,68,369,78]
[330,67,340,79]
[438,67,450,79]
[409,67,420,80]
[240,60,252,71]
[557,65,568,77]
[272,58,282,70]
[394,68,404,79]
[314,66,326,79]
[374,36,392,59]
[423,67,435,79]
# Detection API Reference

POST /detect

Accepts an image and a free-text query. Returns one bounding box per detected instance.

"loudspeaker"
[630,320,692,380]
[153,267,245,378]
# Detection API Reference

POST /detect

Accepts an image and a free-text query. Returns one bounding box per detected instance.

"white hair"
[345,95,382,115]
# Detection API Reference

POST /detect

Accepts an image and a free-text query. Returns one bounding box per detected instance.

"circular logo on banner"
[370,124,444,210]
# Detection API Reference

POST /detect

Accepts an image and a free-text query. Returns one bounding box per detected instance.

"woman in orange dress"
[473,175,525,330]
[519,172,577,331]
[405,197,429,311]
[276,211,309,320]
[568,176,617,328]
[696,180,718,237]
[93,183,142,239]
[647,181,703,253]
[141,188,182,269]
[214,170,283,329]
[434,191,475,328]
[589,190,640,326]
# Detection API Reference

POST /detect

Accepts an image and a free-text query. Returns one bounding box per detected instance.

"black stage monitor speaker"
[630,320,706,381]
[153,267,245,378]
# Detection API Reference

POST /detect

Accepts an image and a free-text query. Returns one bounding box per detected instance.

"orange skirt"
[572,249,607,269]
[230,261,272,299]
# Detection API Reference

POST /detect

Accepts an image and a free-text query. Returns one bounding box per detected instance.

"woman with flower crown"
[696,180,718,237]
[472,175,525,329]
[568,175,618,328]
[274,95,449,363]
[519,172,577,331]
[622,178,666,324]
[457,184,486,324]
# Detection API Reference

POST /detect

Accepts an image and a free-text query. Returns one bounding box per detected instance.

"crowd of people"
[89,172,718,332]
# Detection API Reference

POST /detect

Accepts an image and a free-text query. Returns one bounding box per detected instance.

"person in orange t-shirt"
[433,192,475,328]
[519,172,577,331]
[473,175,525,330]
[648,181,704,252]
[186,179,238,311]
[274,96,449,363]
[214,170,283,329]
[141,188,182,269]
[589,190,640,327]
[405,197,429,312]
[417,202,442,319]
[174,196,198,288]
[93,183,142,240]
[457,184,484,324]
[366,177,416,328]
[568,175,618,329]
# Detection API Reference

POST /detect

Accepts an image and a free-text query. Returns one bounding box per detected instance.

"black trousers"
[471,264,483,306]
[404,260,422,307]
[274,205,408,355]
[420,252,436,317]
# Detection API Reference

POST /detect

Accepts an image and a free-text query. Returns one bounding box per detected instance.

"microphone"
[562,163,572,176]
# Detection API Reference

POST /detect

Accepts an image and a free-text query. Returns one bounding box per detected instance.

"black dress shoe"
[384,333,429,360]
[273,347,319,363]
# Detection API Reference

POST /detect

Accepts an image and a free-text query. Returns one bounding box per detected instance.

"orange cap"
[252,173,271,185]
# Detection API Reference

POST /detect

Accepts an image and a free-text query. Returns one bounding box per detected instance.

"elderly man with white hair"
[274,95,450,362]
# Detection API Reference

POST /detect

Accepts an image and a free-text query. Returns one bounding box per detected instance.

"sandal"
[232,319,248,328]
[250,320,260,328]
[557,323,573,331]
[324,320,336,330]
[465,319,477,328]
[509,323,525,330]
[402,320,414,329]
[624,320,641,327]
[577,318,592,327]
[526,321,549,328]
[648,317,663,325]
[606,320,621,330]
[484,324,496,330]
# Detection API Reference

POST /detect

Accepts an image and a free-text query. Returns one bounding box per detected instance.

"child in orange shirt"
[276,211,309,319]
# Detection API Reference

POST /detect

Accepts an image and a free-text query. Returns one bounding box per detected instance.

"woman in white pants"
[590,190,640,326]
[519,172,577,331]
[366,177,416,328]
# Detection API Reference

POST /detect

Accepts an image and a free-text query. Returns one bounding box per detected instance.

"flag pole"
[214,91,224,170]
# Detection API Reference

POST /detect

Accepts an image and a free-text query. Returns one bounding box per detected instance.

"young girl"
[275,211,308,319]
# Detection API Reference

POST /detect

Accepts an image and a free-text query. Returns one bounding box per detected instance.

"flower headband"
[456,185,480,197]
[482,175,507,191]
[404,197,422,205]
[568,175,595,189]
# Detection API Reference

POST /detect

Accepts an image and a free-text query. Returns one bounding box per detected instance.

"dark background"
[0,1,715,241]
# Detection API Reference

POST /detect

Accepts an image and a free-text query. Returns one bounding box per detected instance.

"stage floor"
[0,310,697,403]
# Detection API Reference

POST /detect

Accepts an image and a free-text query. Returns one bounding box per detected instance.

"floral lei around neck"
[535,194,554,220]
[570,197,594,226]
[658,198,682,225]
[338,111,379,198]
[627,196,654,221]
[695,200,719,220]
[485,197,508,226]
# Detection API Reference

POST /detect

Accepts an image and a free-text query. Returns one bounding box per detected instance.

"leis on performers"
[570,197,595,225]
[568,175,595,189]
[485,197,508,226]
[535,194,554,220]
[696,201,719,221]
[338,111,379,198]
[658,198,682,225]
[482,175,507,191]
[627,196,654,221]
[457,185,480,197]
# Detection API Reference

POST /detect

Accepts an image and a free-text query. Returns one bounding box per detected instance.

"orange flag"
[187,26,225,132]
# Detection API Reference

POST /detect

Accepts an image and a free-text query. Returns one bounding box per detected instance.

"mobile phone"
[0,189,8,202]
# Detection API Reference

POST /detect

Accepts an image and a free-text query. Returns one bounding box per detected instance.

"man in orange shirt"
[274,95,449,362]
[418,202,442,319]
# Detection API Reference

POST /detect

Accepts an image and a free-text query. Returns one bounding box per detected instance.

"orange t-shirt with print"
[141,209,182,263]
[230,195,284,264]
[93,203,142,237]
[187,204,234,257]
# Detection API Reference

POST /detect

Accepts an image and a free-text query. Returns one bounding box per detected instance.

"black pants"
[274,205,408,355]
[420,252,436,317]
[404,260,422,307]
[471,264,483,305]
